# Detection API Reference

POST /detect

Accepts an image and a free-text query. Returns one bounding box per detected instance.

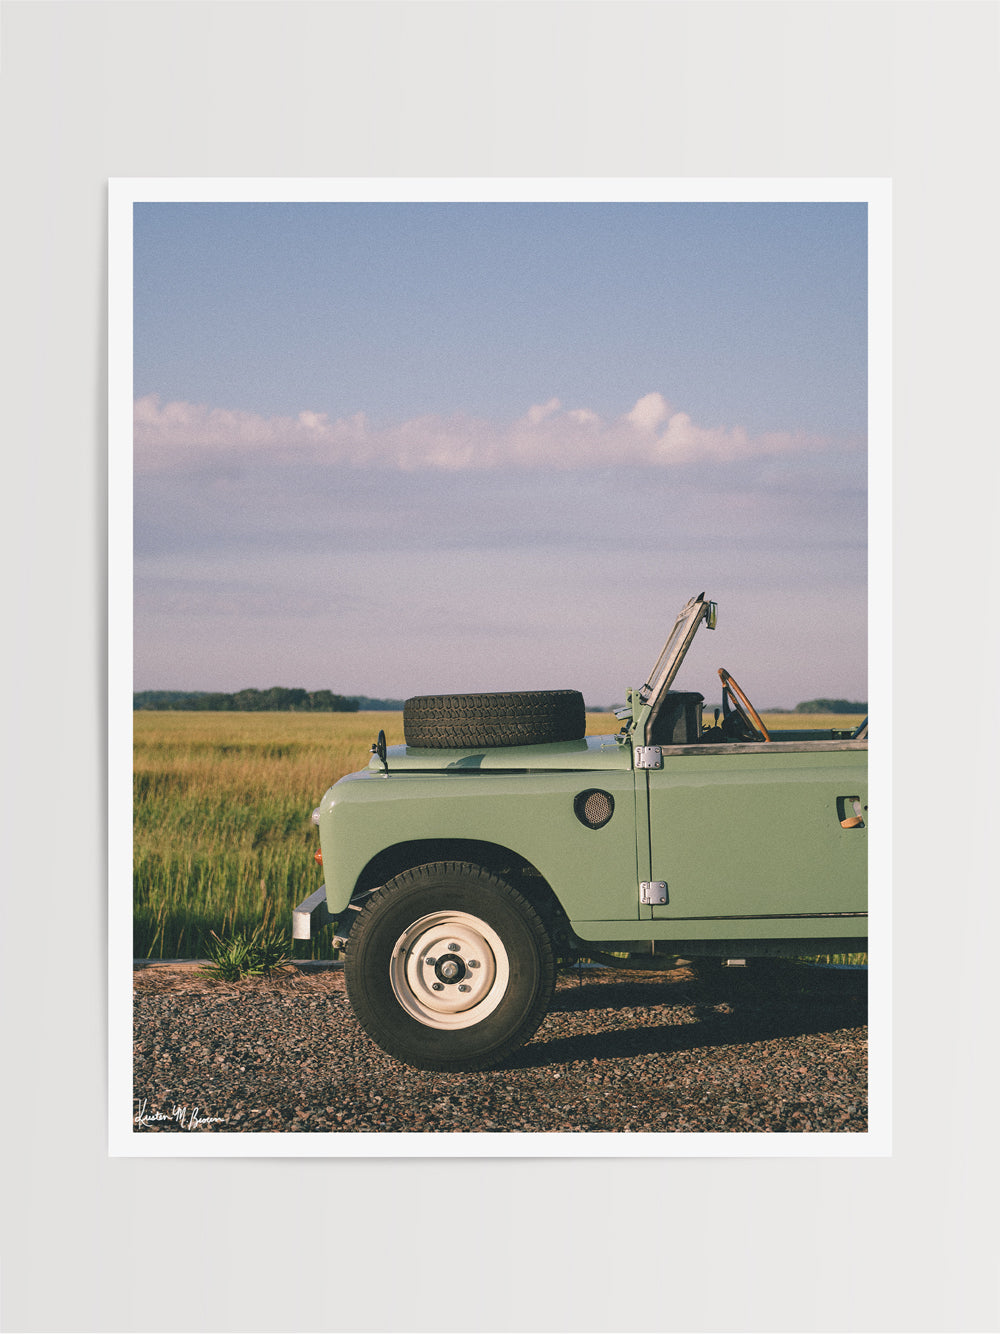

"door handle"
[838,796,866,828]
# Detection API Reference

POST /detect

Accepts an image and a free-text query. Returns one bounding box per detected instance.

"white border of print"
[110,176,890,1158]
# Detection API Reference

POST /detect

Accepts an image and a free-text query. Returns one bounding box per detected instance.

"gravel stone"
[132,960,867,1134]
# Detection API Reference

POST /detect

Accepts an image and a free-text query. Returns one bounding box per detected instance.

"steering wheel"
[718,668,770,742]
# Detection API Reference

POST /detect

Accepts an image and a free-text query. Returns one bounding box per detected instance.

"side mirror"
[371,729,389,774]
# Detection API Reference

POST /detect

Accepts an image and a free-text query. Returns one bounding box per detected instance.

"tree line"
[791,699,867,714]
[133,688,367,712]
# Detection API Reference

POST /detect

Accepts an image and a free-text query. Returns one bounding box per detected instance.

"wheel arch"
[350,838,571,941]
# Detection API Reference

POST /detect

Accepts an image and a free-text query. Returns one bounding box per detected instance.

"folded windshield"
[639,593,716,704]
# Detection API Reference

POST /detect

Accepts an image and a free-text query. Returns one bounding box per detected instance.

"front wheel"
[344,862,556,1071]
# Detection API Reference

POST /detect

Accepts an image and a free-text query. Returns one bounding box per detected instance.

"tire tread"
[404,689,585,749]
[344,861,556,1071]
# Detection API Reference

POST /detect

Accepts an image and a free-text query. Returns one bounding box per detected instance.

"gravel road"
[132,960,867,1134]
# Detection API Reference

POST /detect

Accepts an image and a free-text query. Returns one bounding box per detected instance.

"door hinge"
[634,745,662,769]
[640,881,668,905]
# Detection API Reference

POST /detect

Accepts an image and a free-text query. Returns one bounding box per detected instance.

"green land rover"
[293,593,867,1071]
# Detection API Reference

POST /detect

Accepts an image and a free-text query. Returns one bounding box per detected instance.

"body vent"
[574,789,615,830]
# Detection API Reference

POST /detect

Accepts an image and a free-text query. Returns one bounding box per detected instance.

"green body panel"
[569,916,866,943]
[319,752,639,921]
[645,748,866,920]
[318,732,867,944]
[371,735,631,773]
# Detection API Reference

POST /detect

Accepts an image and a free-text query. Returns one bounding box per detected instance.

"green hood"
[370,734,630,774]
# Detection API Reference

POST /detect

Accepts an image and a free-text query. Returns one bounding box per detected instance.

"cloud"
[133,392,831,474]
[626,391,671,432]
[525,397,562,424]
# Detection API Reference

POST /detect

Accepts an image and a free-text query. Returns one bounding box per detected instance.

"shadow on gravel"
[549,966,865,1013]
[506,967,867,1071]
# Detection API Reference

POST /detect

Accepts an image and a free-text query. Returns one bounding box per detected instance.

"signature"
[134,1098,227,1130]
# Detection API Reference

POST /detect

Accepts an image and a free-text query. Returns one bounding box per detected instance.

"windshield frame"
[638,592,715,707]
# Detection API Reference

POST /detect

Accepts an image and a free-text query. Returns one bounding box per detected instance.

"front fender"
[316,767,639,923]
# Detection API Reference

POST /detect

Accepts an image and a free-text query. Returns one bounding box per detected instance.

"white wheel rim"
[389,911,510,1030]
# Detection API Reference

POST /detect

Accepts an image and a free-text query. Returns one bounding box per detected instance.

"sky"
[132,200,868,709]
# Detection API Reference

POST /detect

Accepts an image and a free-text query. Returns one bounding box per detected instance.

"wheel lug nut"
[432,982,444,991]
[458,984,470,993]
[468,960,479,968]
[448,943,460,952]
[424,957,437,966]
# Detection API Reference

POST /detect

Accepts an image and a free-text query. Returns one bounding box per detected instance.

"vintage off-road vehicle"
[293,594,867,1070]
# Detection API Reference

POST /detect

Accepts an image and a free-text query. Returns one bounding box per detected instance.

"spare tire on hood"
[403,689,586,749]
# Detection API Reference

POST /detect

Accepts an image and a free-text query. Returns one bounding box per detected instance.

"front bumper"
[292,885,336,940]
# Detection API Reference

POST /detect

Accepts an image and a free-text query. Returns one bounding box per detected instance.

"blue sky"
[133,200,868,708]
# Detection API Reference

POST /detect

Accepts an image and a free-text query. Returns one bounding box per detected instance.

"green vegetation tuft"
[201,924,293,980]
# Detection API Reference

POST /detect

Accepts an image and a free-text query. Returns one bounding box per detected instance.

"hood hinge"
[634,745,662,770]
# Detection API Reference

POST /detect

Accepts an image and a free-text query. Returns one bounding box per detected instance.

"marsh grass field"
[133,709,866,962]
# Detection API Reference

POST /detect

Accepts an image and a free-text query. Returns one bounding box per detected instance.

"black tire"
[344,862,556,1071]
[403,689,585,749]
